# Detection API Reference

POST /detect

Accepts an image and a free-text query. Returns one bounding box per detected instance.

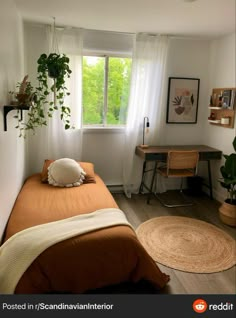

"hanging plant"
[10,16,73,137]
[10,53,73,137]
[36,52,73,129]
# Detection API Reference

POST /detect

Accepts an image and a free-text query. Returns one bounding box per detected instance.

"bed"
[1,161,169,294]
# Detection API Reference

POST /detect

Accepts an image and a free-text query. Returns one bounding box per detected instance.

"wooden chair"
[156,150,199,207]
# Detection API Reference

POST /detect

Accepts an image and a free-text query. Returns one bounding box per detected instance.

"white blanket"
[0,208,132,294]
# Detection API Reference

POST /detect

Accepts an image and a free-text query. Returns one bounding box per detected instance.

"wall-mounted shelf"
[208,87,236,129]
[3,105,29,131]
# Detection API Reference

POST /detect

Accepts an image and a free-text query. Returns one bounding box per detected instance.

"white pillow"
[48,158,86,187]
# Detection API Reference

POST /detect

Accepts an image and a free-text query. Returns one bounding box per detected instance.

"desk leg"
[139,160,147,193]
[147,161,158,204]
[207,160,213,200]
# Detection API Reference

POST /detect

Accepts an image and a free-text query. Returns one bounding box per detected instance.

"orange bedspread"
[3,173,169,294]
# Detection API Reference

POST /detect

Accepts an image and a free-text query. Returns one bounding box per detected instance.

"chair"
[155,150,199,208]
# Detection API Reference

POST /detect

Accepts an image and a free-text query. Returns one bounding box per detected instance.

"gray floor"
[112,191,236,294]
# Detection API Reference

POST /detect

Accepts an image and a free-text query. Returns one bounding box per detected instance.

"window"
[82,55,132,127]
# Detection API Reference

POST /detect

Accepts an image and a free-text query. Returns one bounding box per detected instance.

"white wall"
[204,33,236,202]
[82,129,125,185]
[0,0,26,242]
[162,38,210,145]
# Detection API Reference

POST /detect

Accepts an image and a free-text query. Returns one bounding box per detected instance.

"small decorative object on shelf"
[5,75,35,134]
[218,94,223,107]
[210,95,213,106]
[221,117,230,125]
[208,112,216,120]
[222,90,232,108]
[9,75,35,106]
[230,90,235,109]
[212,93,217,106]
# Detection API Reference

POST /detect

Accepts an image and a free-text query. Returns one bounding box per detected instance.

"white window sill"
[82,126,125,134]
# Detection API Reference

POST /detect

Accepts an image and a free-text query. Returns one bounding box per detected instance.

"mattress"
[2,173,169,294]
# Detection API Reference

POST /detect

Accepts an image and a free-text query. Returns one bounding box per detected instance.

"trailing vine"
[35,53,73,129]
[11,53,73,137]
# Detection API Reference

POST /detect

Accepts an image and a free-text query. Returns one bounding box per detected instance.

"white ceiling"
[14,0,236,38]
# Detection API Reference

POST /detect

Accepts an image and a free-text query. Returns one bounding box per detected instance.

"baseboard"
[106,184,124,194]
[212,189,225,203]
[106,183,226,202]
[202,184,224,203]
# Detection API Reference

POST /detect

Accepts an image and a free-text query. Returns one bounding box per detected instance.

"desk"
[135,145,222,202]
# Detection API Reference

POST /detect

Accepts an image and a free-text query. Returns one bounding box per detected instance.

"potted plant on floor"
[218,136,236,226]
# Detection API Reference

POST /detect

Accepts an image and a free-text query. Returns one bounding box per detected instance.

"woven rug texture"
[136,216,236,273]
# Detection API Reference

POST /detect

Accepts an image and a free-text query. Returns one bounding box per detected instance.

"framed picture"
[166,77,200,124]
[222,90,231,108]
[229,90,236,109]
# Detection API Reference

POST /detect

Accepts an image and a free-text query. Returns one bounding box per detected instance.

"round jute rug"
[136,216,236,273]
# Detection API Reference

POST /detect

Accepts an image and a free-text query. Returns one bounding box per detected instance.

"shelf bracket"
[3,105,29,131]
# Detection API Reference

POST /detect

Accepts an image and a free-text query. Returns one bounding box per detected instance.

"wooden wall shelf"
[208,87,236,129]
[3,105,29,131]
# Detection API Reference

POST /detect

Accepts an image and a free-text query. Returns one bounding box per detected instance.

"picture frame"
[222,90,231,108]
[166,77,200,124]
[229,89,236,109]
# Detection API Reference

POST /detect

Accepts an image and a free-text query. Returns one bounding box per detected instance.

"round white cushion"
[48,158,86,187]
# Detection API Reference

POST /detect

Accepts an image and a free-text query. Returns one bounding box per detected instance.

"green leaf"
[223,178,236,185]
[225,153,236,178]
[233,136,236,152]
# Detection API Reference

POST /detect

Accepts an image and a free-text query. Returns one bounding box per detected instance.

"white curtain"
[49,28,83,159]
[123,33,169,197]
[26,28,83,174]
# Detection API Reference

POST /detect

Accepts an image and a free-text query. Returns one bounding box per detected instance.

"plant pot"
[219,199,236,227]
[48,66,61,79]
[16,93,29,105]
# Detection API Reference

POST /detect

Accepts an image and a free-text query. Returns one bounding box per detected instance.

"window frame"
[82,51,132,129]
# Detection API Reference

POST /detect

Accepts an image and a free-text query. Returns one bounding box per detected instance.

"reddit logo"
[193,299,208,313]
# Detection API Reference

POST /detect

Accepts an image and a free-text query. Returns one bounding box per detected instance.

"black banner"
[0,294,235,318]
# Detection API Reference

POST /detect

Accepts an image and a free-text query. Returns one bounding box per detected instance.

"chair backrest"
[167,150,199,175]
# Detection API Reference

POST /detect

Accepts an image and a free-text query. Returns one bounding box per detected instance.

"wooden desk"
[135,145,222,201]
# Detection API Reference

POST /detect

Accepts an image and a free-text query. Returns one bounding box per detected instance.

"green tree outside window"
[82,56,132,126]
